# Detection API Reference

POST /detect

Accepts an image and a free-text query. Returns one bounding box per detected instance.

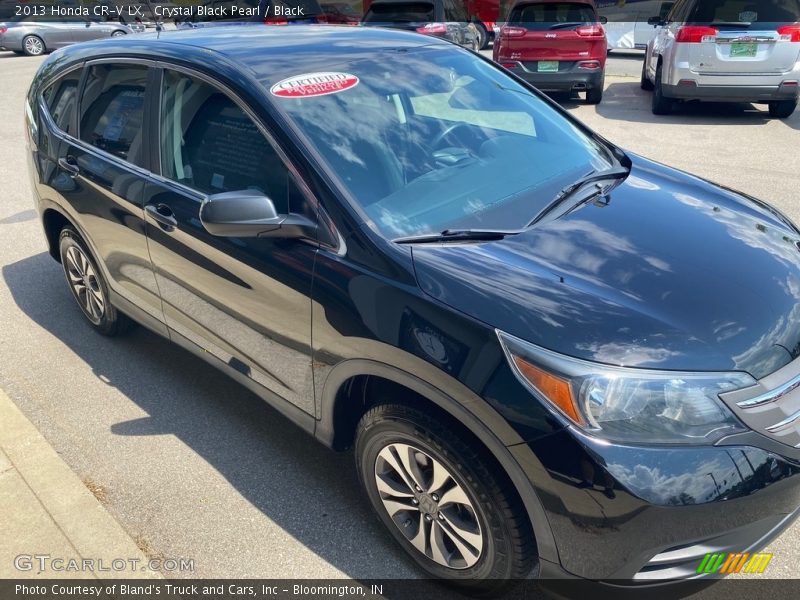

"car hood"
[411,156,800,380]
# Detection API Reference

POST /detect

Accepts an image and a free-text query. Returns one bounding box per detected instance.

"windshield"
[686,0,800,26]
[267,46,613,239]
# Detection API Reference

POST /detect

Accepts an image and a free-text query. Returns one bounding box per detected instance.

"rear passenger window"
[159,69,291,214]
[79,64,148,166]
[42,70,82,136]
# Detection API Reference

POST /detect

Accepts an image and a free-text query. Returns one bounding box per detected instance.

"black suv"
[25,25,800,594]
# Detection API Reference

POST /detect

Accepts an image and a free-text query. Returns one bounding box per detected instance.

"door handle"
[145,203,178,230]
[58,156,79,177]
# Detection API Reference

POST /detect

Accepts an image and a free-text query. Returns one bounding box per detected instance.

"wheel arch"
[41,206,72,262]
[315,358,560,564]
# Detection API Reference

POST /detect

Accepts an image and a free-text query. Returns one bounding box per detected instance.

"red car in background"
[494,0,607,104]
[321,2,362,24]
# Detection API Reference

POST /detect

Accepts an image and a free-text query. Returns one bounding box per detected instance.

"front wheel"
[111,30,127,37]
[355,404,535,595]
[769,100,797,119]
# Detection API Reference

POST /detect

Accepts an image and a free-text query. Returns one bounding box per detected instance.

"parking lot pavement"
[0,48,799,581]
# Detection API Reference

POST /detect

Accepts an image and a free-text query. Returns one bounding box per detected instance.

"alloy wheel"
[24,36,44,56]
[374,442,483,570]
[64,245,105,323]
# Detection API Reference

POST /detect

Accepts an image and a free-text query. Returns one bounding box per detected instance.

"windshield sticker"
[270,72,359,98]
[739,11,757,22]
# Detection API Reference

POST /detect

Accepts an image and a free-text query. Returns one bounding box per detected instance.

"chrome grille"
[721,360,800,448]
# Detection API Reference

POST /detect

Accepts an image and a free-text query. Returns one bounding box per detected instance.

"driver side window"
[159,69,290,214]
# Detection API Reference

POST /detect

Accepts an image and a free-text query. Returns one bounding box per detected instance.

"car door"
[54,60,166,333]
[142,66,317,415]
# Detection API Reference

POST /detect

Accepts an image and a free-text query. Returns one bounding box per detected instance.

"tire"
[768,100,797,119]
[652,63,675,115]
[59,226,133,336]
[640,58,654,91]
[355,403,535,595]
[586,75,604,105]
[111,30,127,37]
[474,23,489,51]
[22,35,45,57]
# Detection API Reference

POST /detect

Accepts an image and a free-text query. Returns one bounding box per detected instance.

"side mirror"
[647,16,664,26]
[200,191,316,239]
[599,16,608,25]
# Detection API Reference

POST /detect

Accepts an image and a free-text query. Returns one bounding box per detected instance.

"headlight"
[498,331,755,445]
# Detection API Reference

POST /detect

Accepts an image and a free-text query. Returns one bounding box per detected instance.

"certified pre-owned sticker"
[270,72,359,98]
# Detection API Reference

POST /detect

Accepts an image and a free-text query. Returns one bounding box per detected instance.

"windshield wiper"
[528,166,630,226]
[393,228,522,244]
[549,22,585,30]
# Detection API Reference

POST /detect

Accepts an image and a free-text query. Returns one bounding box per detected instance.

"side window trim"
[152,61,324,217]
[38,63,85,139]
[73,58,156,173]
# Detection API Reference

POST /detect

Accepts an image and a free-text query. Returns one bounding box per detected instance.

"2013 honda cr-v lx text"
[25,25,800,595]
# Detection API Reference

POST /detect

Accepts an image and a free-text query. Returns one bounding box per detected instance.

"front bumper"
[511,428,800,583]
[502,61,604,92]
[662,82,800,104]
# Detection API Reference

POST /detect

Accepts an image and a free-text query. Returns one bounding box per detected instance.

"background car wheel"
[586,76,604,105]
[640,59,654,91]
[111,30,127,37]
[473,22,489,50]
[355,403,535,595]
[59,227,133,336]
[652,64,674,115]
[768,100,796,119]
[22,35,45,56]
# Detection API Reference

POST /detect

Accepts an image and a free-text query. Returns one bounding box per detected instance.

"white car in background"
[641,0,800,118]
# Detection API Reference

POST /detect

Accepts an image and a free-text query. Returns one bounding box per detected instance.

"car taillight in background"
[0,25,7,35]
[675,26,718,43]
[264,17,289,25]
[576,24,604,37]
[416,23,447,35]
[499,26,526,38]
[777,24,800,42]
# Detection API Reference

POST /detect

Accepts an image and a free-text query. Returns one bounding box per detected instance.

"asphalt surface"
[1,47,799,584]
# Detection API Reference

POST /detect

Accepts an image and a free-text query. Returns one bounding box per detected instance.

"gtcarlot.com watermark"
[14,554,194,574]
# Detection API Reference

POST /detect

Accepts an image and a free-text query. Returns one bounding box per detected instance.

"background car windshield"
[363,2,436,22]
[509,2,597,29]
[269,46,612,238]
[686,0,800,25]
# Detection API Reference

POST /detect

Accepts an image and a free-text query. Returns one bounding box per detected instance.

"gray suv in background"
[0,14,132,56]
[642,0,800,118]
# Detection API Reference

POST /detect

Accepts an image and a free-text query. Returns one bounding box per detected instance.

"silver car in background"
[0,14,132,56]
[642,0,800,118]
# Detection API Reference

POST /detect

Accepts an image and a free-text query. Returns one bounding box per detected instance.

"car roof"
[43,23,454,88]
[46,25,449,84]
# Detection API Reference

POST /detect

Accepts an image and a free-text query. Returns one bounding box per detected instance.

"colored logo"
[696,552,773,575]
[270,72,359,98]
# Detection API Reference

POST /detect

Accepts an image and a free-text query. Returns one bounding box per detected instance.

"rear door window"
[79,64,148,166]
[510,2,597,29]
[42,69,82,136]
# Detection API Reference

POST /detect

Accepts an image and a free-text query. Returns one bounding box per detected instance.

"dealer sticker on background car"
[270,72,359,98]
